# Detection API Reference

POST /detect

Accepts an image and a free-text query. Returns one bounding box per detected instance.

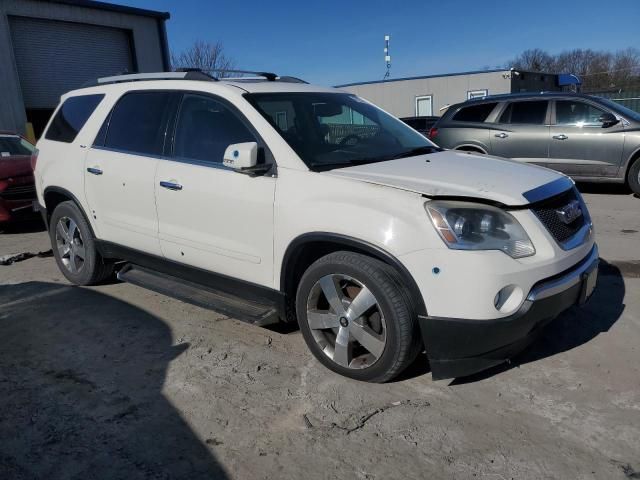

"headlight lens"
[425,201,535,258]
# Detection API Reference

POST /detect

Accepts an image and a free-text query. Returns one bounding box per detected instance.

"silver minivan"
[429,92,640,194]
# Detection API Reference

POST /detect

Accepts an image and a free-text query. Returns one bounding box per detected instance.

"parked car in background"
[0,132,37,223]
[35,71,597,382]
[399,116,439,137]
[429,92,640,194]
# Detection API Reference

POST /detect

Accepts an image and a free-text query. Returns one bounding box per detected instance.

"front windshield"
[245,92,440,171]
[0,135,35,157]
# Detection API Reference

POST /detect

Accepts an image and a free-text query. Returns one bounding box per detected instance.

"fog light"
[494,285,524,314]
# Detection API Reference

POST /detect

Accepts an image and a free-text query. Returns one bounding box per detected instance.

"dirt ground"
[1,185,639,480]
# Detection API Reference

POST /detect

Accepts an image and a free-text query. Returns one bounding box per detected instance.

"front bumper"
[420,244,599,380]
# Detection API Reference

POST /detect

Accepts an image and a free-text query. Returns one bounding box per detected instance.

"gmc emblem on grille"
[556,200,583,224]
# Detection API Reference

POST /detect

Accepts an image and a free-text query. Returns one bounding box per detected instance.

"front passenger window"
[174,95,257,164]
[556,101,607,126]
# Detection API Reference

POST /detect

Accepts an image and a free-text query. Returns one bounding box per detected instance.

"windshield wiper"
[388,145,442,160]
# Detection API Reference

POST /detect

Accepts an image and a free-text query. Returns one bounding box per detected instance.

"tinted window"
[45,94,104,143]
[174,94,256,164]
[0,136,35,156]
[104,92,173,156]
[499,101,548,125]
[556,100,607,126]
[452,102,497,122]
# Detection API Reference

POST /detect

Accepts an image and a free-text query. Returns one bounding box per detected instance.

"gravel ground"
[0,186,639,480]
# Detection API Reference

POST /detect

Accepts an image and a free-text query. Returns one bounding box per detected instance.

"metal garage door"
[9,16,134,109]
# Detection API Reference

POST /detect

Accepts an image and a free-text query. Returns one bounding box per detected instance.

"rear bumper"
[421,244,599,380]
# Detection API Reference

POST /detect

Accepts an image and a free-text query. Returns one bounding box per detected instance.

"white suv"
[34,70,599,382]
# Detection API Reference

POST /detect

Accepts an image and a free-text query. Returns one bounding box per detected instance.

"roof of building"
[43,0,170,20]
[335,68,510,88]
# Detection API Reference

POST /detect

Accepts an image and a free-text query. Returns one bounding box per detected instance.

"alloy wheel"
[305,274,387,369]
[55,216,86,274]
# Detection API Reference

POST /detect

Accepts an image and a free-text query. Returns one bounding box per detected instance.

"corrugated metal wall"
[9,16,134,109]
[340,71,512,118]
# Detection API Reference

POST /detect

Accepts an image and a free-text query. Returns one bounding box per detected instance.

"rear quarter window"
[451,102,498,122]
[45,94,105,143]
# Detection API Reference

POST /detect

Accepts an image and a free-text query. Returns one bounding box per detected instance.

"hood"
[0,154,33,180]
[323,150,566,206]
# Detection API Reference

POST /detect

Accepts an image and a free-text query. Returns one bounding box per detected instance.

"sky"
[118,0,640,86]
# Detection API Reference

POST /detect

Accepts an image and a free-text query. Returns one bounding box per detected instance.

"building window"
[415,95,433,116]
[467,89,488,100]
[275,111,288,131]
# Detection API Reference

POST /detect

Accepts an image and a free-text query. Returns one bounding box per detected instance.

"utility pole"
[384,35,391,80]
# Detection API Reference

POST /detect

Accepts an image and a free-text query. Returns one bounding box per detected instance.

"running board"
[117,264,280,326]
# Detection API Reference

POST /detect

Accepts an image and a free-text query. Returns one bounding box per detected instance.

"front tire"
[628,157,640,196]
[49,201,113,285]
[296,251,421,382]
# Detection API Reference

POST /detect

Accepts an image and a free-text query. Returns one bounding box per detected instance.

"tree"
[509,47,640,91]
[511,48,555,72]
[171,40,236,77]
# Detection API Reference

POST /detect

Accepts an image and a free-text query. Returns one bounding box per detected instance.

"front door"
[415,95,433,117]
[84,91,178,256]
[155,93,276,287]
[548,99,625,177]
[490,100,550,166]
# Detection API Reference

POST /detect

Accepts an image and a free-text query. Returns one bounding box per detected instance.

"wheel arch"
[280,233,427,317]
[624,147,640,181]
[43,186,96,238]
[454,144,488,154]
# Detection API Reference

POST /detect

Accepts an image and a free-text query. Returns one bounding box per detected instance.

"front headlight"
[425,201,535,259]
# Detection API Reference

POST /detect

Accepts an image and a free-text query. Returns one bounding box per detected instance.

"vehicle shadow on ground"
[0,214,46,234]
[0,281,229,480]
[451,260,626,385]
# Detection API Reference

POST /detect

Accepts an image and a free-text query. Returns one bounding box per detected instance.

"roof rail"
[177,68,308,83]
[85,69,307,87]
[89,70,216,87]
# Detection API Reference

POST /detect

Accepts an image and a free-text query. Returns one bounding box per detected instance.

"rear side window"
[452,103,497,122]
[104,92,174,156]
[499,101,548,125]
[45,94,104,143]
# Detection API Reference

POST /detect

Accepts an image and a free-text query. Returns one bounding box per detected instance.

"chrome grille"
[531,187,586,244]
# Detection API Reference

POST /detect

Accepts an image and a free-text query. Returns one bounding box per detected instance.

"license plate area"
[579,262,598,305]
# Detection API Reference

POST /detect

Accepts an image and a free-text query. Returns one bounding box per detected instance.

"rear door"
[155,93,276,287]
[84,91,179,255]
[548,99,625,177]
[490,100,550,166]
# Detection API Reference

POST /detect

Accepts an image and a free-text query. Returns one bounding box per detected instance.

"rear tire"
[628,157,640,196]
[296,251,422,383]
[49,201,113,285]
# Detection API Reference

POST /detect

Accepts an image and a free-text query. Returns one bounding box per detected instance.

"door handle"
[494,132,509,138]
[160,181,183,191]
[553,134,568,140]
[86,167,103,175]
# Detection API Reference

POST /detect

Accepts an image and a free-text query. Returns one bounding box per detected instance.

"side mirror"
[223,142,258,170]
[599,112,619,128]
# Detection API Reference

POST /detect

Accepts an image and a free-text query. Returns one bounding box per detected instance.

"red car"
[0,132,37,223]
